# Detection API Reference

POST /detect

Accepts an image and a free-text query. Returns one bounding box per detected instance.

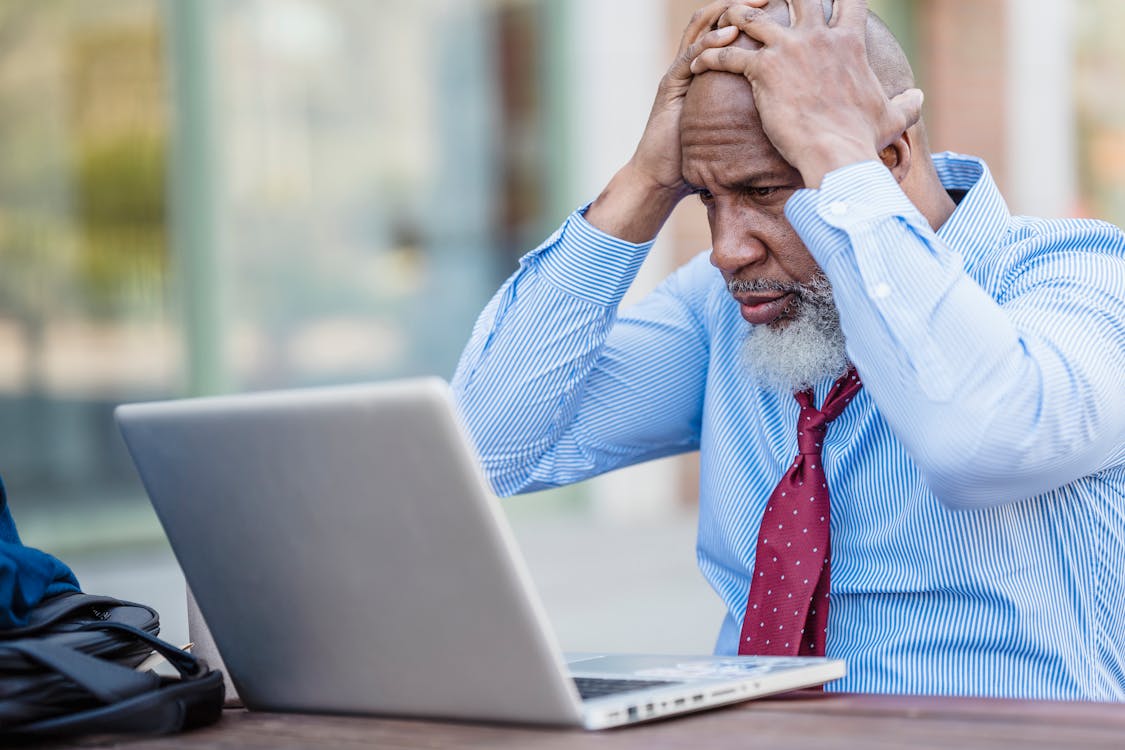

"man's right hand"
[584,0,761,244]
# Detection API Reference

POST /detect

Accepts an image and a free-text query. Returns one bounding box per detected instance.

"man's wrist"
[584,162,685,244]
[795,137,879,190]
[785,159,920,270]
[536,207,654,308]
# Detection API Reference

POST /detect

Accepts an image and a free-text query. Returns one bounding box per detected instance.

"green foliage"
[76,136,166,228]
[74,135,169,316]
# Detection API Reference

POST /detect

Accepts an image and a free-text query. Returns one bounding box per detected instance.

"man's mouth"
[733,292,796,325]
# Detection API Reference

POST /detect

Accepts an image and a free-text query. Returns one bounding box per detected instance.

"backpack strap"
[1,620,224,738]
[1,592,143,638]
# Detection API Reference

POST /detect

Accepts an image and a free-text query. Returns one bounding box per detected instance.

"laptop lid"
[117,378,846,729]
[116,378,585,726]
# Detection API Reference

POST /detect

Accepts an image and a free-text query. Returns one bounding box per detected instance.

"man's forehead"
[680,70,797,186]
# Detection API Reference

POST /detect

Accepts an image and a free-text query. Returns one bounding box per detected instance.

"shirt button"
[828,201,848,216]
[870,282,893,299]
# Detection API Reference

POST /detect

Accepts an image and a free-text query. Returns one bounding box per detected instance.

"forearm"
[787,161,1125,508]
[452,209,653,494]
[583,161,685,244]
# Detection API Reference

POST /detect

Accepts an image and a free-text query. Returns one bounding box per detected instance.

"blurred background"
[1,0,1122,653]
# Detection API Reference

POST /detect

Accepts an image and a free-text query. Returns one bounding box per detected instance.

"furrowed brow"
[731,170,799,189]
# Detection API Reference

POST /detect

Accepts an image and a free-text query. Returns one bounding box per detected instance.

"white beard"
[736,274,849,393]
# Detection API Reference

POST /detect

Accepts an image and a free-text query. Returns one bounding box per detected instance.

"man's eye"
[750,187,779,198]
[696,189,714,204]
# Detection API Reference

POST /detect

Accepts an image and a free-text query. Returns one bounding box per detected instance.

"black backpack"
[0,591,224,739]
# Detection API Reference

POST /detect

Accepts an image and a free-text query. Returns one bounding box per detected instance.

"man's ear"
[879,131,913,184]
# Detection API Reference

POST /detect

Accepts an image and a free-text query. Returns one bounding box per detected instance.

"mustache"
[727,278,805,295]
[727,274,836,314]
[727,274,832,298]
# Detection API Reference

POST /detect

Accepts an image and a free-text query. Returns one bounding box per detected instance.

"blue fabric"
[0,475,80,629]
[452,153,1125,700]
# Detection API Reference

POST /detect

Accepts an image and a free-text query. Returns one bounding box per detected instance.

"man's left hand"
[689,0,923,188]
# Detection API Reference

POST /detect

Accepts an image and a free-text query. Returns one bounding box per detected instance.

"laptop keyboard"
[572,677,677,700]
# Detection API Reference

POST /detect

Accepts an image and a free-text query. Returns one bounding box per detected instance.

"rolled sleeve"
[785,160,925,268]
[530,205,654,307]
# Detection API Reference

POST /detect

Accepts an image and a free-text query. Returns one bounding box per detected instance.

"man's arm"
[691,0,1125,507]
[786,161,1125,509]
[453,1,759,493]
[452,217,713,495]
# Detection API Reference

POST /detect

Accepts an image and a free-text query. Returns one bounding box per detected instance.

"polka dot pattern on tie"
[738,368,862,658]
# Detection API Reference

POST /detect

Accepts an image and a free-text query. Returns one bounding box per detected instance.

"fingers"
[690,45,756,77]
[829,0,868,30]
[678,0,764,55]
[721,4,787,46]
[885,88,924,144]
[716,0,765,30]
[677,1,726,54]
[790,0,827,28]
[673,25,740,80]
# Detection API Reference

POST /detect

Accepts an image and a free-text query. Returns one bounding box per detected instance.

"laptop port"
[692,694,704,703]
[627,706,638,720]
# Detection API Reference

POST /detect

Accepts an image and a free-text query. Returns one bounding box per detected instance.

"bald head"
[711,0,915,97]
[680,0,925,185]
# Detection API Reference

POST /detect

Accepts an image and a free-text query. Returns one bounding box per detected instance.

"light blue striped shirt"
[452,153,1125,700]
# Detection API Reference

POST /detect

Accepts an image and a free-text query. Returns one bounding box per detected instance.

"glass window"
[0,1,172,542]
[0,0,556,550]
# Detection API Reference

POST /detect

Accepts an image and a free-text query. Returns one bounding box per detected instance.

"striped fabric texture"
[452,153,1125,701]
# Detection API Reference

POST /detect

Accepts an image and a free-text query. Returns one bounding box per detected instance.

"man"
[452,0,1125,700]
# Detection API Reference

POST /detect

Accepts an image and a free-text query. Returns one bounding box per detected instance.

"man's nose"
[708,210,769,274]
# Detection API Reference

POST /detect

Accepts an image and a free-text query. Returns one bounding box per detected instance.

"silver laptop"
[115,377,843,730]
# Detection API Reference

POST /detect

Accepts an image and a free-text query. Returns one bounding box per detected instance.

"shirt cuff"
[784,160,922,267]
[529,204,654,307]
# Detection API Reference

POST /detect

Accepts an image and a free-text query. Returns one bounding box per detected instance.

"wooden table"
[46,691,1125,749]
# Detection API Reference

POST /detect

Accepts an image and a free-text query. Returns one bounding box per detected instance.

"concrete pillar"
[165,0,231,397]
[1006,0,1078,217]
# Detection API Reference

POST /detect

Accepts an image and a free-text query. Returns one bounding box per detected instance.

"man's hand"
[628,0,763,196]
[689,0,923,188]
[585,0,763,243]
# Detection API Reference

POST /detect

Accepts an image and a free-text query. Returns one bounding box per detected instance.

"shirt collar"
[932,152,1011,271]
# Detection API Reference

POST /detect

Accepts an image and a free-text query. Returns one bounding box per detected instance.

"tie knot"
[792,370,862,455]
[796,407,828,455]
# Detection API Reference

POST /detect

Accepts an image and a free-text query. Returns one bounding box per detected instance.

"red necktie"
[738,368,862,657]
